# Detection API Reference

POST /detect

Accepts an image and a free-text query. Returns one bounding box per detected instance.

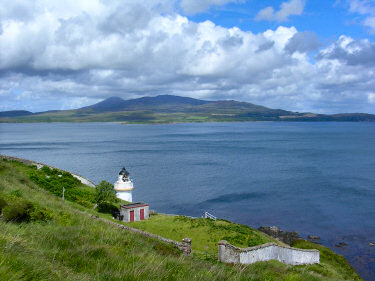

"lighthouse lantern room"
[114,167,134,202]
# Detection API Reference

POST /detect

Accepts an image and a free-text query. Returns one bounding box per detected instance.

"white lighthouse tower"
[114,167,134,202]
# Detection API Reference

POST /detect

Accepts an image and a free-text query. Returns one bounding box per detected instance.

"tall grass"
[0,159,362,280]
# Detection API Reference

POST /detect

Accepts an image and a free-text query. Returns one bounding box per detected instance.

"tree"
[95,181,117,205]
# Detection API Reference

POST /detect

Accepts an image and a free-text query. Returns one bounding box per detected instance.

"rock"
[308,235,320,240]
[258,226,300,246]
[369,242,375,247]
[335,242,348,248]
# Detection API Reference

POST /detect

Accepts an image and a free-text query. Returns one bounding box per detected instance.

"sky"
[0,0,375,114]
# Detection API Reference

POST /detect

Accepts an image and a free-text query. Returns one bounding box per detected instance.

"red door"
[140,209,144,220]
[130,210,134,222]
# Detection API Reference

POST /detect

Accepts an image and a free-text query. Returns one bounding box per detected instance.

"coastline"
[0,153,368,279]
[0,154,95,187]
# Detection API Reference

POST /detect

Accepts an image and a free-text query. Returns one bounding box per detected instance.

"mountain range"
[1,95,375,123]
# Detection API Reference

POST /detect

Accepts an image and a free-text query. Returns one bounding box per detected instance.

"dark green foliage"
[95,180,117,204]
[97,201,119,215]
[2,198,53,223]
[10,189,22,198]
[2,200,34,222]
[95,181,119,215]
[29,207,53,222]
[27,166,95,207]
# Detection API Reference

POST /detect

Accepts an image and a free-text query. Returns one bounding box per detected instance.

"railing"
[204,211,217,220]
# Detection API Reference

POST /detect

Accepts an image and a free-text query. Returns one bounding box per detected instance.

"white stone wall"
[218,241,319,266]
[72,174,95,187]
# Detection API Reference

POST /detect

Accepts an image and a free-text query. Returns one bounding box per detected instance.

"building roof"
[120,202,149,209]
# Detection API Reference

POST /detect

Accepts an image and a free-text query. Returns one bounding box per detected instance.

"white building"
[119,202,149,222]
[114,167,134,202]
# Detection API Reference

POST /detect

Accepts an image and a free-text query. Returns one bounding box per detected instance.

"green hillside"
[0,158,362,280]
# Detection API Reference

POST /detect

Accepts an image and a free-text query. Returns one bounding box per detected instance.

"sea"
[1,122,374,279]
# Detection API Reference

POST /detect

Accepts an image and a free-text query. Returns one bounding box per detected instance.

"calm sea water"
[1,122,374,279]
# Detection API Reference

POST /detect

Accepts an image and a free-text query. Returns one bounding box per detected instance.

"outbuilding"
[119,202,149,222]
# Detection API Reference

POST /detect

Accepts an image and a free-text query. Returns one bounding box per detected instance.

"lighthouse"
[114,167,134,202]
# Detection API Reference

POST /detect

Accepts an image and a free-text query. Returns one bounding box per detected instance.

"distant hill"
[80,95,210,113]
[0,110,33,118]
[1,94,375,123]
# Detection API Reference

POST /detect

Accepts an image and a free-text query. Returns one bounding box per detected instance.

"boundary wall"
[218,241,319,265]
[87,213,192,256]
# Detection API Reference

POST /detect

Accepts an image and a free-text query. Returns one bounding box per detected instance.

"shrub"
[30,207,53,222]
[2,200,33,222]
[10,189,22,198]
[27,168,95,208]
[40,166,52,174]
[97,201,119,215]
[2,199,53,223]
[95,181,117,205]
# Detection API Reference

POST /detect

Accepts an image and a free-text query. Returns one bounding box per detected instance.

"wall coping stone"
[218,240,319,253]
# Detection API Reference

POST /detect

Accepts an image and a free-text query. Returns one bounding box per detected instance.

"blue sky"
[189,1,375,40]
[1,0,375,113]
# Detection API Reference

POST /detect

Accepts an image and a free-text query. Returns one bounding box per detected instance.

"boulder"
[308,235,320,240]
[258,226,300,245]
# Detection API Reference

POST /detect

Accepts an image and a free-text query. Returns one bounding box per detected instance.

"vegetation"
[22,163,96,208]
[94,180,119,215]
[95,181,117,205]
[0,158,363,280]
[1,95,374,123]
[124,214,280,255]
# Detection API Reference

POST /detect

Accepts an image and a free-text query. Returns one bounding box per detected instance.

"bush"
[2,200,34,222]
[27,168,95,208]
[2,199,53,223]
[30,207,53,222]
[95,181,117,205]
[97,201,119,215]
[10,189,22,198]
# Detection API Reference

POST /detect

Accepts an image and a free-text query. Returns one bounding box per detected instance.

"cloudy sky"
[1,0,375,113]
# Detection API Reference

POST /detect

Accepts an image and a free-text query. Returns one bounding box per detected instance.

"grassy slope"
[0,159,362,280]
[124,214,283,254]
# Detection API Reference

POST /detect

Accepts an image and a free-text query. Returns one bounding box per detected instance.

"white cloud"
[368,93,375,103]
[349,0,375,33]
[0,0,374,114]
[255,0,305,22]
